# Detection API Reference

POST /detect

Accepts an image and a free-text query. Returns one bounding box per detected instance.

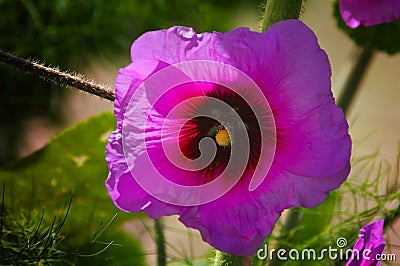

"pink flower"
[346,220,385,266]
[105,20,351,256]
[339,0,400,28]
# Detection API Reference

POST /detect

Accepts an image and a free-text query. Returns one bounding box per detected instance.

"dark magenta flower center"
[178,83,261,183]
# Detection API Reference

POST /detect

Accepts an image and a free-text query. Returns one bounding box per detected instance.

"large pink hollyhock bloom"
[346,220,385,266]
[106,20,351,256]
[339,0,400,28]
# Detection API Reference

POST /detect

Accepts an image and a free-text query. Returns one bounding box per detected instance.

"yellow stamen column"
[215,129,231,147]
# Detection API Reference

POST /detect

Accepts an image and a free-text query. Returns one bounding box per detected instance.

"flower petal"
[346,220,385,266]
[263,20,351,180]
[106,129,184,217]
[114,60,170,129]
[339,0,400,28]
[130,26,214,64]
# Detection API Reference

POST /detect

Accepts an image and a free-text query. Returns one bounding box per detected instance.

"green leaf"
[291,192,337,244]
[279,193,338,266]
[0,112,144,257]
[332,1,400,55]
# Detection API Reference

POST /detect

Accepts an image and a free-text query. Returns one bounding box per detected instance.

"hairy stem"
[261,0,303,32]
[269,208,303,266]
[0,50,114,101]
[214,251,252,266]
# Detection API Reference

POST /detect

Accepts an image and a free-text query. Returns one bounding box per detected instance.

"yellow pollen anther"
[215,129,231,147]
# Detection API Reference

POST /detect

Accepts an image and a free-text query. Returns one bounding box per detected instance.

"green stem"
[214,251,252,266]
[0,50,114,101]
[261,0,303,32]
[337,48,375,114]
[154,218,167,266]
[384,204,400,232]
[269,208,303,266]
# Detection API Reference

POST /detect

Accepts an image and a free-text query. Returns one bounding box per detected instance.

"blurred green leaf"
[0,112,148,264]
[291,192,337,244]
[281,192,337,266]
[0,112,142,247]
